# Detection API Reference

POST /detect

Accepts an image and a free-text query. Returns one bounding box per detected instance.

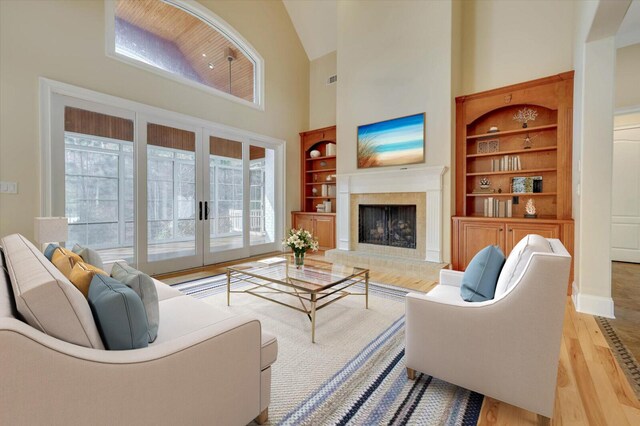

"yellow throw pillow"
[51,247,83,278]
[68,262,108,298]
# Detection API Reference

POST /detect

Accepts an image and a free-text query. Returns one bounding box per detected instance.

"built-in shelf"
[467,146,557,158]
[467,168,557,176]
[466,124,558,140]
[466,192,557,197]
[306,182,336,185]
[306,196,337,199]
[305,168,336,173]
[305,155,336,161]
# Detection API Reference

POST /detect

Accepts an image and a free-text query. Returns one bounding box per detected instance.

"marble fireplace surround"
[334,166,446,263]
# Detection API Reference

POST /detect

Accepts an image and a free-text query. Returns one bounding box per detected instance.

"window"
[65,133,134,257]
[107,0,263,108]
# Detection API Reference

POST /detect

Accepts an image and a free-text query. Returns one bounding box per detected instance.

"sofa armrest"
[102,259,127,275]
[0,314,264,424]
[438,269,464,287]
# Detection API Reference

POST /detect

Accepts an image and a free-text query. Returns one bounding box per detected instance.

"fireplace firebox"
[358,205,417,249]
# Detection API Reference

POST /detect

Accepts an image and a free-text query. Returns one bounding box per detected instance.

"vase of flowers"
[283,228,319,268]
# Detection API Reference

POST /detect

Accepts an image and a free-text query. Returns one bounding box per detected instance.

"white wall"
[336,0,459,263]
[462,0,574,94]
[309,51,337,129]
[570,0,630,318]
[0,0,309,240]
[616,43,640,109]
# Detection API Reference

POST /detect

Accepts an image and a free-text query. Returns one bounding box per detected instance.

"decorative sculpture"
[524,198,537,218]
[513,107,538,128]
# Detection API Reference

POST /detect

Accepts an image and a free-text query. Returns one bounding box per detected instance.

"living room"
[1,0,639,425]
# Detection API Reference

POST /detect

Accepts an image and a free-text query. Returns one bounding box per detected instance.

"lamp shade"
[34,217,68,244]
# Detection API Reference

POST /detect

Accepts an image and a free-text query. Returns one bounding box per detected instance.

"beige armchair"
[405,238,571,419]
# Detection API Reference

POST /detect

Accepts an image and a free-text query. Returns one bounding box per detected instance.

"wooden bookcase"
[453,72,575,289]
[291,125,337,250]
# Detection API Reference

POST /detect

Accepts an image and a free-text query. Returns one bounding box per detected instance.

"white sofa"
[405,237,571,419]
[0,234,277,425]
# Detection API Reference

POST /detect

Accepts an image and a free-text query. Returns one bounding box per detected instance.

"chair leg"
[255,408,268,425]
[407,367,416,380]
[536,414,551,426]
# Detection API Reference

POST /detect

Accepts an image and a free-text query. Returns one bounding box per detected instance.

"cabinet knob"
[500,228,503,232]
[508,229,512,232]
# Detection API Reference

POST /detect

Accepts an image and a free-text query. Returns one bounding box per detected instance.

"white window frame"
[104,0,265,111]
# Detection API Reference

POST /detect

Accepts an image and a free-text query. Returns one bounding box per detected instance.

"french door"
[49,91,282,275]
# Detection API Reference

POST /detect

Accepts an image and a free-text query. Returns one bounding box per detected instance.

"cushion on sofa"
[261,331,278,370]
[88,274,149,350]
[68,261,108,298]
[495,234,552,297]
[1,234,104,349]
[460,245,505,302]
[111,262,159,343]
[51,247,83,277]
[72,243,104,270]
[154,278,183,301]
[43,243,58,261]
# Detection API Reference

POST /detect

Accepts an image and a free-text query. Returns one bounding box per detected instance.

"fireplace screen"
[358,204,417,249]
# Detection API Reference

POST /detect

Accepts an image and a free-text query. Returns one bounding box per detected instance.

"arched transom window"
[107,0,263,108]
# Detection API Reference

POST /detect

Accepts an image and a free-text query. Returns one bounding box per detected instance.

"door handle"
[204,201,209,220]
[199,201,203,221]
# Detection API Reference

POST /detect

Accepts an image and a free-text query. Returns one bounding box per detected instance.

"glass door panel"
[62,106,135,264]
[142,121,202,273]
[249,145,276,246]
[207,135,246,259]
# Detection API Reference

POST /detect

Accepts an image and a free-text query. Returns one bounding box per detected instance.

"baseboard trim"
[572,284,615,318]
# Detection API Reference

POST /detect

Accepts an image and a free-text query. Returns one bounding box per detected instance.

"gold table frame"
[226,259,369,343]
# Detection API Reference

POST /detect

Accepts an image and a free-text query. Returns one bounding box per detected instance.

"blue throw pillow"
[44,243,59,261]
[88,274,149,350]
[460,245,505,302]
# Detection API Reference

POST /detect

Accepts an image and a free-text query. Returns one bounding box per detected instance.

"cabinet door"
[293,214,314,234]
[459,221,505,269]
[314,216,336,250]
[506,223,560,254]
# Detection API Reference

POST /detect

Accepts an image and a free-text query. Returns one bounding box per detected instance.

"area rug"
[174,275,484,425]
[596,316,640,399]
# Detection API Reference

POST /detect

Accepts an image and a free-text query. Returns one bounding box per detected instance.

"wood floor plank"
[566,336,611,426]
[555,336,589,425]
[594,345,640,409]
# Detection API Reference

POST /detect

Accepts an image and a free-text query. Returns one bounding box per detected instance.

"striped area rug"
[174,275,483,425]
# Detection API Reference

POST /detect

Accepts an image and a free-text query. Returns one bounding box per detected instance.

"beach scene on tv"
[357,113,425,169]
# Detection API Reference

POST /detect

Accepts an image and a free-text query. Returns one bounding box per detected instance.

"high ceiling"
[283,0,337,61]
[115,0,254,101]
[617,0,640,47]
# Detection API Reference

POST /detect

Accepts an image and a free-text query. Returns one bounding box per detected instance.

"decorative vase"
[294,252,305,268]
[522,122,528,128]
[310,150,321,158]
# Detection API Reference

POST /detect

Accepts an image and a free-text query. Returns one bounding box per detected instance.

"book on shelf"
[327,185,336,197]
[491,155,522,172]
[483,197,513,218]
[321,184,328,197]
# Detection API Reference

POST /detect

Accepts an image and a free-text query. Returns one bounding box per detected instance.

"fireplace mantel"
[335,166,446,262]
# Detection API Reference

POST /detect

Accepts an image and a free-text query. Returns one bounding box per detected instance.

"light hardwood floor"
[155,253,640,425]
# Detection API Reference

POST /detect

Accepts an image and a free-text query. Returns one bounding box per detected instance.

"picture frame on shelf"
[511,176,542,193]
[477,138,499,154]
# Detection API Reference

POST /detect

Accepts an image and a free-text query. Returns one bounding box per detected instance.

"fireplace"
[358,205,417,249]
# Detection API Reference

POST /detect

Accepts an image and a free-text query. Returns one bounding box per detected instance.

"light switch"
[0,181,18,194]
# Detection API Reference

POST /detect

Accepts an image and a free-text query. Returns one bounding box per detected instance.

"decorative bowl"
[310,150,321,158]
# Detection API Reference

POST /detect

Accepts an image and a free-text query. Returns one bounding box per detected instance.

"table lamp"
[34,217,68,251]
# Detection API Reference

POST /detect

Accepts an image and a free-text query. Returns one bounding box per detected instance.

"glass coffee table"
[226,256,369,343]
